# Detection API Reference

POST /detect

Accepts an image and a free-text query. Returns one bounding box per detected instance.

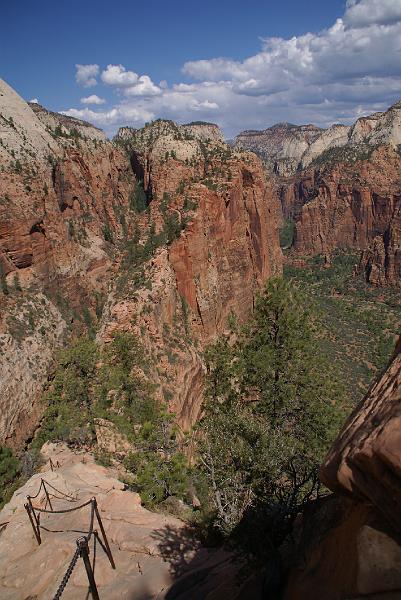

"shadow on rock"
[150,523,264,600]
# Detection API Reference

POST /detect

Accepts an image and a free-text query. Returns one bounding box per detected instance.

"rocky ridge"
[261,100,401,287]
[0,79,282,447]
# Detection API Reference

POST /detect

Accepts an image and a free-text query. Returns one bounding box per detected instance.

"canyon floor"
[284,251,401,404]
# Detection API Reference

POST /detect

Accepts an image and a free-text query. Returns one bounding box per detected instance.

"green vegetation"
[0,265,8,296]
[0,447,21,509]
[102,222,114,243]
[199,278,346,563]
[32,333,191,509]
[129,180,148,213]
[279,218,295,248]
[284,252,401,402]
[310,143,377,169]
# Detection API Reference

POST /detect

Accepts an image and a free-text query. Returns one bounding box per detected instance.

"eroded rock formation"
[102,121,282,428]
[0,442,250,599]
[0,80,282,446]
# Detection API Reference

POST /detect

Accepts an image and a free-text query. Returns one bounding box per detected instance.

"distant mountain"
[235,101,401,176]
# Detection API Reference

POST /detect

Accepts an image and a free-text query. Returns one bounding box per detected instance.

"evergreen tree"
[200,278,346,559]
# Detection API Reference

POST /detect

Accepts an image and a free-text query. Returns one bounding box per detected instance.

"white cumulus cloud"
[64,0,401,137]
[80,94,106,105]
[75,64,99,88]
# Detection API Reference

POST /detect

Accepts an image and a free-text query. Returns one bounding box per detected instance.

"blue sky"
[2,0,401,136]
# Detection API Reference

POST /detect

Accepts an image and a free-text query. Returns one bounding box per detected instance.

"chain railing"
[24,479,115,599]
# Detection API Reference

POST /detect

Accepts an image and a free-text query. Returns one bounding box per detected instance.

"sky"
[2,0,401,137]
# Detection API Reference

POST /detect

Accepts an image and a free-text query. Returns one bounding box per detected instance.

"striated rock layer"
[0,81,282,446]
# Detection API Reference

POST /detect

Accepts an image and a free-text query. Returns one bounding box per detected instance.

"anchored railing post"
[93,498,115,569]
[77,537,100,600]
[42,479,53,511]
[25,501,41,545]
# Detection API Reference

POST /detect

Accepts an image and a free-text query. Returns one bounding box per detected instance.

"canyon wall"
[0,81,282,446]
[281,146,401,262]
[101,121,282,428]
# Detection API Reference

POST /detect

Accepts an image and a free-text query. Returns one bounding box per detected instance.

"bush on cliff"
[32,333,191,509]
[199,277,346,561]
[0,446,21,509]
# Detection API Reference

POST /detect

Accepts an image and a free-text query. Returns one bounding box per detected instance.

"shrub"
[0,446,21,508]
[129,180,147,213]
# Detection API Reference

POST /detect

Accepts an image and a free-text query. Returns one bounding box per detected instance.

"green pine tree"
[200,277,346,559]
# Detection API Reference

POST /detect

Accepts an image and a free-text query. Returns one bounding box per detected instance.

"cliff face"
[0,80,140,447]
[284,338,401,599]
[235,122,325,176]
[274,101,401,289]
[0,81,282,446]
[102,122,282,428]
[282,146,401,258]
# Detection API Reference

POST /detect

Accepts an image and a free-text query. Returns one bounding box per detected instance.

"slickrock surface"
[320,338,401,530]
[0,443,247,600]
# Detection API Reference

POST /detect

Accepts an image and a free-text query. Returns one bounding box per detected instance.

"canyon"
[2,75,401,600]
[237,100,401,286]
[0,78,282,448]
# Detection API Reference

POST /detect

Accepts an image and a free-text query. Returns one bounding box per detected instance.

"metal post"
[93,499,115,569]
[42,480,53,511]
[25,502,41,545]
[77,537,100,600]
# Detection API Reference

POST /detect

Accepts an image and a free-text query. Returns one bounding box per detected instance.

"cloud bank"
[64,0,401,136]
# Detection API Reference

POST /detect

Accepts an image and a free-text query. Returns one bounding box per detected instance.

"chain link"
[53,546,80,600]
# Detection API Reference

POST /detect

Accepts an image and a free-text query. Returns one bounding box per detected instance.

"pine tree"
[200,278,346,558]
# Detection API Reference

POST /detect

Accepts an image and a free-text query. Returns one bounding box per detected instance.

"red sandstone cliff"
[282,146,401,264]
[0,83,282,446]
[101,122,282,428]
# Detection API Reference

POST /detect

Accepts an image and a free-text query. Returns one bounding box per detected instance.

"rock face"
[0,442,249,599]
[0,80,282,446]
[273,101,401,290]
[235,122,325,176]
[0,79,138,447]
[284,339,401,599]
[103,121,282,428]
[321,338,401,529]
[282,145,401,257]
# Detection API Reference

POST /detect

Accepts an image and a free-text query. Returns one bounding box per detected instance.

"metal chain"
[52,546,80,600]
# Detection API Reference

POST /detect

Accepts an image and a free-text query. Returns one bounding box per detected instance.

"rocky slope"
[0,442,252,599]
[283,337,401,599]
[0,79,282,447]
[0,79,139,447]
